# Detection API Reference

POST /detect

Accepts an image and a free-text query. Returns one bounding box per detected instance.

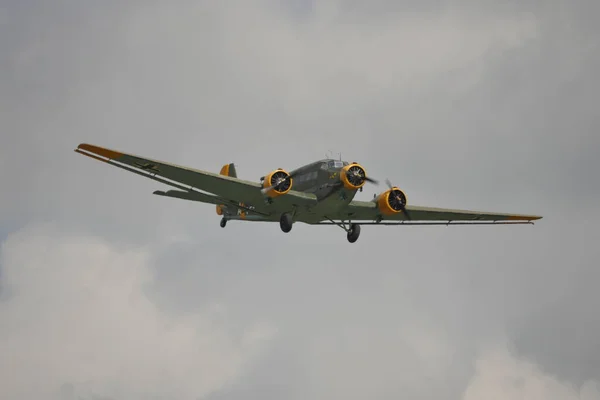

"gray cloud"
[0,224,275,400]
[1,1,599,399]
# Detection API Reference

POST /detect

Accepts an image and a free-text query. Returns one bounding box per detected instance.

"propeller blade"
[401,205,411,220]
[260,171,297,195]
[364,176,379,184]
[385,177,410,219]
[261,179,283,195]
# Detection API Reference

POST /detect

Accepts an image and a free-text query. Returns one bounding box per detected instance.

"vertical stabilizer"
[219,163,237,178]
[216,163,237,215]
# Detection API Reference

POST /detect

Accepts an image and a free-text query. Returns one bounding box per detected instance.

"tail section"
[219,163,237,178]
[216,163,237,215]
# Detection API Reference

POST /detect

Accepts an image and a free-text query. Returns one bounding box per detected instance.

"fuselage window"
[296,172,316,183]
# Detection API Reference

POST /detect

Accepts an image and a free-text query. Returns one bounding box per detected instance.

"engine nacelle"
[262,168,293,197]
[340,163,369,190]
[376,187,408,215]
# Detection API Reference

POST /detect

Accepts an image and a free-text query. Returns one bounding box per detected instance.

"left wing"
[331,200,541,225]
[74,143,317,213]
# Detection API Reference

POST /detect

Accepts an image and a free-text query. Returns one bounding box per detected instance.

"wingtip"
[75,143,124,160]
[507,214,543,221]
[75,143,91,151]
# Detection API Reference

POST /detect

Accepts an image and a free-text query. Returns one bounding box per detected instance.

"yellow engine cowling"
[262,168,293,197]
[376,187,408,215]
[340,163,369,190]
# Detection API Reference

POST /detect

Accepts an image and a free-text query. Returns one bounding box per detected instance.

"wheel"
[220,218,227,228]
[280,213,293,233]
[347,223,360,243]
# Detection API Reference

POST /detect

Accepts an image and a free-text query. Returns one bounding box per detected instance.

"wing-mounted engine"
[376,186,408,215]
[340,163,369,190]
[261,168,293,197]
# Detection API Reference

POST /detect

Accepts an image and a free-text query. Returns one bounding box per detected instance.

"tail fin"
[219,163,237,178]
[216,163,237,215]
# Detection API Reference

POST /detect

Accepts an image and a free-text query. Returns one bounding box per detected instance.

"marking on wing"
[133,161,161,173]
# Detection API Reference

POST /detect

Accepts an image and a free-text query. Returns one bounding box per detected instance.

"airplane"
[74,143,542,243]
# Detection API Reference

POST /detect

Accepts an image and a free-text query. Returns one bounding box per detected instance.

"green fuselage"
[257,158,363,223]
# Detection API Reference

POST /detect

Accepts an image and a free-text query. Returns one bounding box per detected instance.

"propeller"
[346,164,379,186]
[385,179,411,220]
[260,171,295,195]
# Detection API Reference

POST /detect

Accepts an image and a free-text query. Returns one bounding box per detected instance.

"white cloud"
[0,224,275,400]
[463,345,600,400]
[301,313,456,399]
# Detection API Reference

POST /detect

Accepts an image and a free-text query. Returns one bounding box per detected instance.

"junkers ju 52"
[75,143,541,243]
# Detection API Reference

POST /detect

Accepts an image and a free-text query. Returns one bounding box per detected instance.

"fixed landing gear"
[220,217,227,228]
[325,218,362,243]
[347,223,360,243]
[280,212,293,233]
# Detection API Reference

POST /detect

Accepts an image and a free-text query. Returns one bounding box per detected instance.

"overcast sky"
[1,1,600,399]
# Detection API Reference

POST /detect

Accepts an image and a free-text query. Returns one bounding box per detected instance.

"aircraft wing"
[74,143,317,213]
[334,200,541,225]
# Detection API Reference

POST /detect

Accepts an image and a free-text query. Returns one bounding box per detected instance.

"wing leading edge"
[74,143,317,214]
[334,200,541,225]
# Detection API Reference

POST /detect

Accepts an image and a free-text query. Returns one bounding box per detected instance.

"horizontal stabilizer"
[153,189,222,205]
[154,189,269,216]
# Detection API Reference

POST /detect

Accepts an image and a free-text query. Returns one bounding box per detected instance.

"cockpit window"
[326,160,344,169]
[323,160,346,169]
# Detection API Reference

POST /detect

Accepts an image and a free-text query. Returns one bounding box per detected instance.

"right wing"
[74,143,317,214]
[330,200,541,225]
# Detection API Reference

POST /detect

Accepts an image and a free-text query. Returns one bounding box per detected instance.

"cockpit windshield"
[322,160,349,170]
[326,160,344,169]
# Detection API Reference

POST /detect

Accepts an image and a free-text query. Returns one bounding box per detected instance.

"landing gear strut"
[325,218,362,243]
[220,217,227,228]
[280,212,293,233]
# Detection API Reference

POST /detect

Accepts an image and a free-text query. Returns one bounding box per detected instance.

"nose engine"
[340,163,369,190]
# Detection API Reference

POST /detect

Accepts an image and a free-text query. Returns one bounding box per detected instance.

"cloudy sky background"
[1,1,599,399]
